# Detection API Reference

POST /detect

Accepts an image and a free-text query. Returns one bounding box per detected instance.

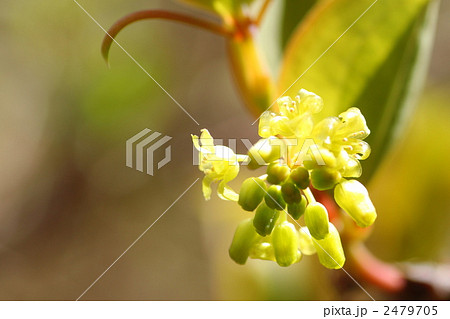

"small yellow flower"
[192,89,375,269]
[192,129,243,201]
[258,89,321,139]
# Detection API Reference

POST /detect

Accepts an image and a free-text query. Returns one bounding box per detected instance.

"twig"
[101,10,232,62]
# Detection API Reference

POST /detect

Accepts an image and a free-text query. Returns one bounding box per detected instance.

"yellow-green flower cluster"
[192,89,377,269]
[192,129,247,201]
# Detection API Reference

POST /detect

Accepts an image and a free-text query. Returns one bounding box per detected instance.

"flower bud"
[289,167,310,189]
[229,218,261,265]
[253,202,280,236]
[247,137,281,169]
[264,185,286,210]
[272,221,302,267]
[298,227,316,255]
[238,178,267,211]
[310,167,341,190]
[312,223,345,269]
[249,239,275,261]
[287,195,307,220]
[304,202,329,240]
[258,111,273,138]
[334,179,377,227]
[303,148,337,170]
[281,181,301,204]
[266,163,290,185]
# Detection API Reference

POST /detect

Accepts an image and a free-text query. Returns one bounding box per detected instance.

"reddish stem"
[101,10,232,62]
[349,243,406,293]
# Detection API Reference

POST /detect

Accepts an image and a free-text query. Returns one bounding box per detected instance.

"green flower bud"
[266,163,290,185]
[247,137,281,169]
[264,185,286,210]
[253,202,280,236]
[272,221,302,267]
[238,178,267,211]
[304,202,329,240]
[310,167,341,190]
[334,179,377,227]
[249,238,276,261]
[287,195,307,219]
[312,223,345,269]
[289,167,310,189]
[303,148,337,170]
[298,227,316,255]
[281,181,301,204]
[229,218,261,265]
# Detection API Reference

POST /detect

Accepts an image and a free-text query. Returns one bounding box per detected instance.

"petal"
[312,117,340,144]
[297,89,323,114]
[222,162,239,183]
[202,176,213,200]
[292,114,314,137]
[217,180,239,201]
[337,107,370,139]
[191,134,200,151]
[271,116,295,137]
[350,140,371,160]
[200,128,215,153]
[213,145,237,162]
[342,157,362,178]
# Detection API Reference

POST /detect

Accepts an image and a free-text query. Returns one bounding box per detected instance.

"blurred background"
[0,0,449,300]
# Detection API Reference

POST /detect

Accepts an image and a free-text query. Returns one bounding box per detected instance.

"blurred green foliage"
[279,0,436,179]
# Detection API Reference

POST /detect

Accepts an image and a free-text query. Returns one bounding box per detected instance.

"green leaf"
[281,0,318,49]
[278,0,438,180]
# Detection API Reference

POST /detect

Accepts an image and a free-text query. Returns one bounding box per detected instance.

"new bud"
[229,218,261,265]
[247,137,281,169]
[289,167,310,189]
[281,181,302,204]
[312,223,345,269]
[266,163,290,185]
[310,167,341,190]
[272,221,302,267]
[253,202,280,236]
[287,195,307,220]
[298,227,316,255]
[238,178,267,211]
[334,179,377,227]
[304,202,329,240]
[264,185,286,210]
[249,239,275,261]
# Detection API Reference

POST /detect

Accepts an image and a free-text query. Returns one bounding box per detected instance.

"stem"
[303,187,317,204]
[227,28,276,116]
[348,243,406,293]
[101,10,232,62]
[255,0,273,26]
[279,211,288,223]
[258,174,268,181]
